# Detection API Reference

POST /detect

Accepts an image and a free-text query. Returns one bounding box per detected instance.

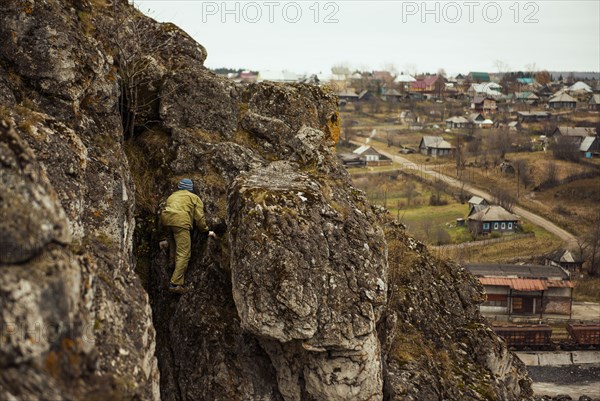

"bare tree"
[342,118,355,145]
[553,136,580,163]
[101,5,177,139]
[493,59,511,73]
[491,187,516,212]
[402,181,417,206]
[513,159,532,194]
[545,161,558,186]
[470,222,482,241]
[385,129,394,147]
[585,210,600,276]
[454,135,465,178]
[421,219,434,242]
[488,127,512,161]
[435,228,451,245]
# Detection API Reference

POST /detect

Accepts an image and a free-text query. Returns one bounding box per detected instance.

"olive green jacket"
[160,190,209,231]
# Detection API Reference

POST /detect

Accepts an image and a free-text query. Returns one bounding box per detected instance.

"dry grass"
[439,233,562,265]
[573,277,600,302]
[124,129,172,214]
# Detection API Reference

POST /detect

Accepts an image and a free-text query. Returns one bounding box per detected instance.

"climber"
[160,178,215,294]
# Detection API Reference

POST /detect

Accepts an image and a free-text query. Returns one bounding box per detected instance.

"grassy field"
[399,203,470,244]
[349,170,563,261]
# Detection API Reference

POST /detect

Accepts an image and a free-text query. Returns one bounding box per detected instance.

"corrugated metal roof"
[467,205,519,222]
[468,196,485,205]
[479,277,547,291]
[580,136,597,152]
[353,145,372,155]
[258,70,301,82]
[479,277,573,291]
[466,263,570,280]
[446,116,469,123]
[549,92,577,103]
[517,78,535,84]
[555,126,596,137]
[421,136,452,149]
[547,249,583,264]
[568,81,592,92]
[394,74,416,83]
[546,280,574,288]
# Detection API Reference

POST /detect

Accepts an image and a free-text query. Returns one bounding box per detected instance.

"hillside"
[0,1,531,400]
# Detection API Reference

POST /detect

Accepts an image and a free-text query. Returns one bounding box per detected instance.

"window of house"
[483,223,490,230]
[501,223,506,229]
[483,294,507,307]
[508,223,513,229]
[493,223,499,229]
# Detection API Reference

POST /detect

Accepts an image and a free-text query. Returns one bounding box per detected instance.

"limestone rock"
[0,121,70,264]
[0,0,534,400]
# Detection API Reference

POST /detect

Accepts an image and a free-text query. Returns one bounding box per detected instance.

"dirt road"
[353,142,578,248]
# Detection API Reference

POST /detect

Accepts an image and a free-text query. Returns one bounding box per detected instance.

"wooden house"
[551,126,596,140]
[471,96,497,113]
[336,89,359,104]
[548,92,577,109]
[516,111,551,123]
[467,205,519,236]
[445,116,470,129]
[419,136,454,157]
[589,94,600,111]
[409,75,446,97]
[351,145,392,166]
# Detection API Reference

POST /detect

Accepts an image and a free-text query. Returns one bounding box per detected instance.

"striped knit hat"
[178,178,193,191]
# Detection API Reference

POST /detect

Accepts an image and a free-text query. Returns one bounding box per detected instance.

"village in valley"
[219,67,600,347]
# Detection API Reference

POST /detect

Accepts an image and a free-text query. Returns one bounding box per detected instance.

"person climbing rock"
[160,178,215,294]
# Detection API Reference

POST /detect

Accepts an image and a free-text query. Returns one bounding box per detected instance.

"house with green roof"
[468,72,490,83]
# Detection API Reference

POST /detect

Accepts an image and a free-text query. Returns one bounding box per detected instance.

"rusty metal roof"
[546,280,574,288]
[478,277,573,291]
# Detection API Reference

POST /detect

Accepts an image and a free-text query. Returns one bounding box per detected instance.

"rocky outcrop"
[228,161,386,400]
[0,1,159,399]
[0,0,532,400]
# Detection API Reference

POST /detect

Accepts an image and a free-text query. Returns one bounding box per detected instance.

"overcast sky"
[136,1,600,76]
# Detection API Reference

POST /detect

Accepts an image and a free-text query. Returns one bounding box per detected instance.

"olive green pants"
[168,226,191,286]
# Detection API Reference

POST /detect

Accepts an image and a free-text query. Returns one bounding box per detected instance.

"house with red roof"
[409,75,446,98]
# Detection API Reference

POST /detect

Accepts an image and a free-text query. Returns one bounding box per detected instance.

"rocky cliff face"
[0,1,532,400]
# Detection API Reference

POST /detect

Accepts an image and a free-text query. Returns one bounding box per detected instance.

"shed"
[579,136,600,157]
[466,263,573,316]
[545,249,584,274]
